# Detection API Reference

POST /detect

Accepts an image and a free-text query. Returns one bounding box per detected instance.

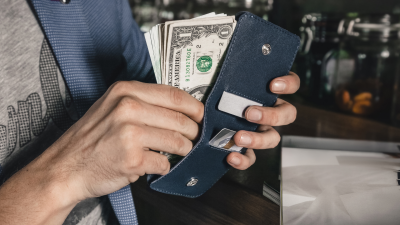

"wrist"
[32,147,84,209]
[0,151,80,224]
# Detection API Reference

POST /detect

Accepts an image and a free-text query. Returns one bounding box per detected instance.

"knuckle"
[120,125,143,142]
[234,130,246,146]
[116,97,142,116]
[130,154,144,169]
[175,112,187,127]
[233,130,248,147]
[246,158,254,169]
[169,87,184,105]
[162,157,170,172]
[172,132,187,154]
[155,156,169,172]
[290,105,297,123]
[193,102,204,120]
[239,160,250,170]
[160,132,184,154]
[121,153,143,175]
[119,125,132,145]
[268,109,280,126]
[109,81,129,96]
[241,159,250,170]
[268,130,281,148]
[129,80,140,86]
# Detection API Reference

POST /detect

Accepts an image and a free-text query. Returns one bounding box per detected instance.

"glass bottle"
[295,13,343,102]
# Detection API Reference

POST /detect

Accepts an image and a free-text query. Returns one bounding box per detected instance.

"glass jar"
[295,13,343,102]
[333,14,400,122]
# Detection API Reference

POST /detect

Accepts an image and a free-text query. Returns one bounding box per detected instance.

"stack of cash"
[145,13,237,165]
[145,12,237,102]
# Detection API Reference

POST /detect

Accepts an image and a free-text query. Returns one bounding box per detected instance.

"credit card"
[209,128,243,152]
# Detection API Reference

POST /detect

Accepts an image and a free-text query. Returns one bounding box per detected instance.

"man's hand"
[0,73,299,224]
[227,72,300,169]
[0,81,204,224]
[43,81,207,199]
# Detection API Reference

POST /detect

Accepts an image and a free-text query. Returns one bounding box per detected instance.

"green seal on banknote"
[196,56,212,72]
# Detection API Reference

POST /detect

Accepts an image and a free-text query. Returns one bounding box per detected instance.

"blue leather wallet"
[147,12,300,198]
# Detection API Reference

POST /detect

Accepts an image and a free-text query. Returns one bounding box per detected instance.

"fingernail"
[230,157,241,166]
[247,108,262,121]
[239,133,252,146]
[271,80,286,93]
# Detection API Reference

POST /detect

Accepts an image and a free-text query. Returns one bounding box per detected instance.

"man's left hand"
[227,71,300,170]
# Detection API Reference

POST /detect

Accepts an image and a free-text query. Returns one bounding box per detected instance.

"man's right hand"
[0,81,204,224]
[48,80,205,201]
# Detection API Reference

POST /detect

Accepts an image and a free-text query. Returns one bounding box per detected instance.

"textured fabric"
[0,0,113,223]
[31,0,108,115]
[108,185,138,225]
[30,0,156,224]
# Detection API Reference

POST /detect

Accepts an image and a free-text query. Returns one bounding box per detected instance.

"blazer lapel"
[29,2,139,225]
[30,0,107,117]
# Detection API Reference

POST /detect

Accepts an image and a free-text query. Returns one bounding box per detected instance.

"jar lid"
[346,14,400,41]
[300,13,344,43]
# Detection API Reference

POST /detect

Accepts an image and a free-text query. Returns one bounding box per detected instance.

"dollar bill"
[144,13,236,165]
[164,16,236,101]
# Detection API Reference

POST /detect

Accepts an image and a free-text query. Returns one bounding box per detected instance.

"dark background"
[128,0,400,128]
[128,0,400,34]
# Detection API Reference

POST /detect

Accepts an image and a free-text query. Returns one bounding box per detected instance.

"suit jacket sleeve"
[119,0,156,84]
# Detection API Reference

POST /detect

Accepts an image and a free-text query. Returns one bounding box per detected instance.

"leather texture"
[148,12,300,198]
[29,0,155,224]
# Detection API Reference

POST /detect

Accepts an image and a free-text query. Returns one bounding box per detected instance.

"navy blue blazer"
[29,0,155,224]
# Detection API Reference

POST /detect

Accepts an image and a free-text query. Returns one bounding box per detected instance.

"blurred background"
[128,0,400,128]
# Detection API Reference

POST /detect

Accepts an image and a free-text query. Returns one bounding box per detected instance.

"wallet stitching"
[150,12,299,197]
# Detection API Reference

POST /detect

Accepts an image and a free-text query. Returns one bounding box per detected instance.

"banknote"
[163,17,236,101]
[144,13,236,164]
[145,12,229,84]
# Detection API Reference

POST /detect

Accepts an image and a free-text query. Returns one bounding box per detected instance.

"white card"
[218,91,262,118]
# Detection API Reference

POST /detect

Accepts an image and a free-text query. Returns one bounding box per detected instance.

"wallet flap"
[147,12,300,197]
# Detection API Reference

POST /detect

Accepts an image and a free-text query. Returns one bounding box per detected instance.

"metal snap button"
[60,0,70,4]
[262,44,271,55]
[186,177,198,186]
